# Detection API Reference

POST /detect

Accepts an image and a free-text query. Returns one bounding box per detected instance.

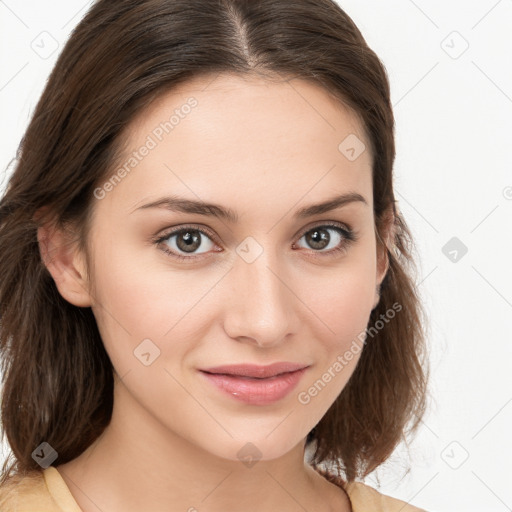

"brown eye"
[173,229,204,253]
[303,227,333,250]
[156,226,218,260]
[294,223,357,256]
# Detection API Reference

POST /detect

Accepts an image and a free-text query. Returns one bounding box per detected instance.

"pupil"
[178,231,200,252]
[308,228,329,249]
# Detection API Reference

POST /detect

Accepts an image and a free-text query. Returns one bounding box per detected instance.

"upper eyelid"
[162,220,352,237]
[157,223,219,245]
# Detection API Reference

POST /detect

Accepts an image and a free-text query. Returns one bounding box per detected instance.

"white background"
[1,1,511,511]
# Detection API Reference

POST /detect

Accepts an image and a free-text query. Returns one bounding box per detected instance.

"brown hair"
[0,0,428,486]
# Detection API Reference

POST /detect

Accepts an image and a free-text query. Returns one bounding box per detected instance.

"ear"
[372,206,395,310]
[37,217,93,308]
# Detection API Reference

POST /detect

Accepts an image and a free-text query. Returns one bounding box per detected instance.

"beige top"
[0,466,426,511]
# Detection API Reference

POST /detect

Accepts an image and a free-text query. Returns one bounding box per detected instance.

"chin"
[203,433,304,465]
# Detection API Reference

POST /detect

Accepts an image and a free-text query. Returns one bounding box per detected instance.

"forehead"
[125,72,368,154]
[105,73,373,216]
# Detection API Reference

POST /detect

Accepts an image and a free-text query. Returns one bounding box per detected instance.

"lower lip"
[199,368,307,405]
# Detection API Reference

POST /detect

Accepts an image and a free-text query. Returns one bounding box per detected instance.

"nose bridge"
[223,241,294,346]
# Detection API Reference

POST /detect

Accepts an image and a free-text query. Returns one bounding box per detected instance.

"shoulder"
[0,470,60,512]
[313,466,427,512]
[344,480,427,512]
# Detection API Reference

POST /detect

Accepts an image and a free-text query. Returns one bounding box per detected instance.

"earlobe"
[37,221,92,307]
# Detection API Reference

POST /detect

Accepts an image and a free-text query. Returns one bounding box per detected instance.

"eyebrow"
[130,192,368,222]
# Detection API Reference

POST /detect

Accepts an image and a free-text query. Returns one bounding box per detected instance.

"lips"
[200,362,308,379]
[199,362,310,405]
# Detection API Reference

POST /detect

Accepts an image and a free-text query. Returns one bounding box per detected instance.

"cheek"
[89,230,205,328]
[317,277,373,334]
[303,253,377,347]
[87,235,226,373]
[88,223,377,370]
[295,266,375,411]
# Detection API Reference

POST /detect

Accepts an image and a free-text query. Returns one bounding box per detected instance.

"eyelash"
[153,222,359,262]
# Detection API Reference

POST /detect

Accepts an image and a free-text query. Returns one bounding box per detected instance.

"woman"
[0,0,428,510]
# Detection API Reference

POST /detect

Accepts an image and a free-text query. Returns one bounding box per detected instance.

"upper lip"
[200,362,309,379]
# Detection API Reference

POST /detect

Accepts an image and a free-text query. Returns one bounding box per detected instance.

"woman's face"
[83,73,385,462]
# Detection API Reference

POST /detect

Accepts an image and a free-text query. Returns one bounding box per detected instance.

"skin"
[39,73,391,512]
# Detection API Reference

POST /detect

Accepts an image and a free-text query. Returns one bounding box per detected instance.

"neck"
[56,376,347,512]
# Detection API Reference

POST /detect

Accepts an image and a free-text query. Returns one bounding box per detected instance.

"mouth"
[198,363,310,405]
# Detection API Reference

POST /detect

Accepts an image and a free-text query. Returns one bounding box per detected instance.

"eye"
[155,225,220,261]
[154,222,358,262]
[293,222,357,257]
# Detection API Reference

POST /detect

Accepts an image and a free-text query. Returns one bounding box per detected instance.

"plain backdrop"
[1,1,511,511]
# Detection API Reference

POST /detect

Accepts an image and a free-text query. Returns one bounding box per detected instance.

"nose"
[222,246,297,348]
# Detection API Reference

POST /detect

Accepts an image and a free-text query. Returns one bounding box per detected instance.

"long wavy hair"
[0,0,428,486]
